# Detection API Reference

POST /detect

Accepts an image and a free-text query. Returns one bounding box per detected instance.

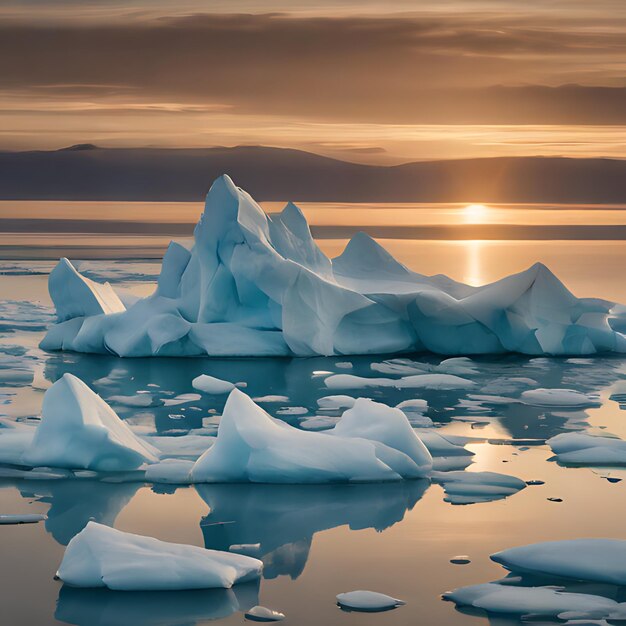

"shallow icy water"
[1,260,626,625]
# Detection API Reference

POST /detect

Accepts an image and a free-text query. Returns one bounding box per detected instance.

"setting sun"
[463,203,489,223]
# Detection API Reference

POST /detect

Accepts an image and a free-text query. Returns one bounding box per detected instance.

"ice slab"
[492,539,626,585]
[432,470,527,504]
[336,590,405,612]
[0,513,47,524]
[547,432,626,466]
[244,606,285,621]
[21,374,159,472]
[41,175,626,357]
[57,522,263,590]
[193,375,236,394]
[191,390,431,483]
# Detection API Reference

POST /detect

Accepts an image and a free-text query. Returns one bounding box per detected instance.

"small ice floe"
[229,543,261,556]
[317,395,356,410]
[491,539,626,585]
[525,479,545,486]
[324,373,475,391]
[395,398,428,413]
[56,522,263,590]
[450,555,471,565]
[192,375,236,395]
[299,416,338,431]
[0,513,47,525]
[191,391,432,483]
[244,606,285,622]
[21,373,159,472]
[144,459,194,484]
[520,388,601,408]
[371,360,425,376]
[108,394,160,408]
[253,395,289,403]
[547,431,626,466]
[336,590,405,612]
[162,393,202,407]
[432,470,526,505]
[335,361,353,369]
[444,582,622,621]
[275,406,308,416]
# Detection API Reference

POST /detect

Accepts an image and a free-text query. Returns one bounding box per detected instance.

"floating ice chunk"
[57,522,263,590]
[299,416,339,430]
[192,375,236,395]
[444,582,620,619]
[432,470,526,504]
[144,459,195,484]
[520,388,601,408]
[245,606,285,621]
[395,399,428,413]
[48,258,126,322]
[324,373,475,390]
[547,432,626,466]
[371,361,425,376]
[491,539,626,585]
[275,406,308,416]
[108,394,160,408]
[253,395,289,403]
[0,513,47,524]
[336,590,405,612]
[317,395,356,409]
[191,390,431,483]
[162,392,202,406]
[335,361,353,369]
[22,374,159,472]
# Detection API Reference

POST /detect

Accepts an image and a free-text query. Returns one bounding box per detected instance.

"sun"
[463,203,488,224]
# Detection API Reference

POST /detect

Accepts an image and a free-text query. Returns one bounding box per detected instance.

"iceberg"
[40,175,626,357]
[491,539,626,586]
[57,521,263,590]
[22,373,159,472]
[191,390,432,483]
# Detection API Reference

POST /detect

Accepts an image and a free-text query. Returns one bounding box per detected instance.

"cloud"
[0,12,624,125]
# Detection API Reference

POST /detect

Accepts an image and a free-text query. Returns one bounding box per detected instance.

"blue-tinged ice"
[40,175,626,357]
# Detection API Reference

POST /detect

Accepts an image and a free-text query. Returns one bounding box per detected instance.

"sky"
[1,0,625,163]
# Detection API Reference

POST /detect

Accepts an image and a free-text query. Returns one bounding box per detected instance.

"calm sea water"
[0,203,625,625]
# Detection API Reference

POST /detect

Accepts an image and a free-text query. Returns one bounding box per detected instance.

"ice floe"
[244,606,285,621]
[0,513,47,524]
[57,522,263,590]
[520,388,601,408]
[192,375,237,394]
[547,432,626,466]
[324,373,475,390]
[491,539,626,585]
[336,590,405,612]
[191,390,432,483]
[40,175,626,357]
[432,470,527,504]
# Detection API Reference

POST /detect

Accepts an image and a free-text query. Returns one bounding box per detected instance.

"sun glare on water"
[463,203,489,224]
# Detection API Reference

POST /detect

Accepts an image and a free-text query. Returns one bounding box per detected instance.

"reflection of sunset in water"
[465,240,484,286]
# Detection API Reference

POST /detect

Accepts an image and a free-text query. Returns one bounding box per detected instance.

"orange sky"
[1,0,625,163]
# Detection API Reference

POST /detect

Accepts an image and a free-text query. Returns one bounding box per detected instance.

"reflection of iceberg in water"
[12,479,139,545]
[56,581,259,626]
[197,481,428,579]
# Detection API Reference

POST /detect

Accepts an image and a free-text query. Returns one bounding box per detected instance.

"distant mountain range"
[1,145,625,203]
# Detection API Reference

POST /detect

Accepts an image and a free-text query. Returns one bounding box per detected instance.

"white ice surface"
[547,432,626,466]
[57,521,263,590]
[432,470,527,504]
